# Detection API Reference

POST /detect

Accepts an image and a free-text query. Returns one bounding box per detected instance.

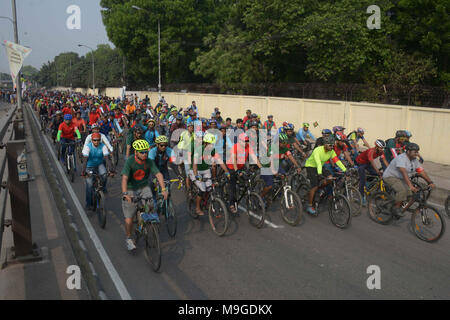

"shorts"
[122,186,153,219]
[306,166,332,188]
[383,176,412,202]
[188,169,212,193]
[261,174,274,187]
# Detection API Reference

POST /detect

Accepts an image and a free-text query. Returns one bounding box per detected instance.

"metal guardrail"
[0,104,18,255]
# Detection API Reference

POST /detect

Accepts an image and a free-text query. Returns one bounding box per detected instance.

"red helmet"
[335,132,347,141]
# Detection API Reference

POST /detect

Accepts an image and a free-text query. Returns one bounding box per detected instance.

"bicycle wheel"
[280,188,303,226]
[245,192,266,228]
[69,155,75,183]
[328,194,352,229]
[367,191,394,225]
[165,199,177,237]
[114,145,119,166]
[208,197,229,236]
[445,195,450,218]
[96,191,107,229]
[346,186,363,217]
[77,145,83,164]
[293,174,310,200]
[144,223,161,272]
[411,205,446,243]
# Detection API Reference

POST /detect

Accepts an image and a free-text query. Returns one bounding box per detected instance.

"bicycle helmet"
[91,133,101,140]
[279,133,288,142]
[322,128,332,135]
[323,135,336,145]
[176,114,183,120]
[249,120,259,128]
[375,139,386,148]
[251,113,258,118]
[134,126,144,134]
[303,122,310,128]
[64,114,72,121]
[132,139,150,152]
[405,142,420,151]
[147,119,156,125]
[332,126,345,133]
[395,130,407,138]
[91,123,99,130]
[155,135,169,144]
[405,130,412,138]
[203,133,216,144]
[357,127,365,133]
[335,132,347,141]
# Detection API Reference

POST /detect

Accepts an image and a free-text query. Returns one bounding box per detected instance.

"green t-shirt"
[261,145,290,168]
[191,143,216,171]
[305,146,346,174]
[121,156,160,190]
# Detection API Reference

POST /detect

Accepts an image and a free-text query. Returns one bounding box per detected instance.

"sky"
[0,0,113,74]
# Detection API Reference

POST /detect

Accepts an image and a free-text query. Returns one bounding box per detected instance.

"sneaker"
[306,205,317,216]
[126,238,136,251]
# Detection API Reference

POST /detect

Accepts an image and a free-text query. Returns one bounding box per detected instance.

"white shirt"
[84,133,113,153]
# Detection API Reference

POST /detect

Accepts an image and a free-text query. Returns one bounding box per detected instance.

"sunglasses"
[158,144,168,147]
[92,139,100,142]
[325,144,333,148]
[138,151,148,155]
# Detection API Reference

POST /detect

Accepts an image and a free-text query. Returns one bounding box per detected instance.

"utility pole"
[11,0,22,110]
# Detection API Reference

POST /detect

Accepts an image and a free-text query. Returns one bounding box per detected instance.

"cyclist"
[122,139,168,251]
[263,115,276,131]
[125,125,145,160]
[148,135,176,207]
[296,122,315,151]
[73,111,87,141]
[285,123,306,158]
[382,143,435,217]
[49,110,64,144]
[226,133,262,213]
[304,135,347,215]
[190,132,230,216]
[39,102,49,128]
[169,114,186,148]
[314,129,332,149]
[404,130,424,164]
[347,128,370,159]
[144,119,160,148]
[57,114,81,168]
[80,132,115,211]
[260,133,302,201]
[384,130,408,166]
[84,123,114,154]
[356,139,389,205]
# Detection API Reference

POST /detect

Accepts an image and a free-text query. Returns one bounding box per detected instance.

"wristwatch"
[122,192,129,196]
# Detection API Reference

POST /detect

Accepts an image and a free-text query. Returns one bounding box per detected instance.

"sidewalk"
[0,106,90,300]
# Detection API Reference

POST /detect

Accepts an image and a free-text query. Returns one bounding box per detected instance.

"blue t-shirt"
[148,146,175,170]
[296,129,315,141]
[82,142,109,167]
[144,129,160,147]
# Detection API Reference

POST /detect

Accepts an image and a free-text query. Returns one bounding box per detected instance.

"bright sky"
[0,0,113,74]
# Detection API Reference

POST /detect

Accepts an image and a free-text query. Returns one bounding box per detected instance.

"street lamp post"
[78,44,95,94]
[132,5,162,99]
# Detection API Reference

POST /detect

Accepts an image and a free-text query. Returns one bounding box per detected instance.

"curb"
[24,104,108,300]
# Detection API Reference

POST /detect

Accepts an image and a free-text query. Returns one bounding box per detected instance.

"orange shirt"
[126,104,136,115]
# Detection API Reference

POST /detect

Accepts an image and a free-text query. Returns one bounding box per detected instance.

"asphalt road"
[29,106,450,300]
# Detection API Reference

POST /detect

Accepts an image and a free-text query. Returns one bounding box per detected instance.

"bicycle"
[60,140,78,183]
[154,179,177,237]
[255,172,303,226]
[297,172,352,228]
[368,184,445,242]
[129,195,161,272]
[40,114,49,133]
[219,166,266,229]
[109,132,120,167]
[188,176,229,237]
[76,138,84,164]
[85,170,108,228]
[334,168,362,217]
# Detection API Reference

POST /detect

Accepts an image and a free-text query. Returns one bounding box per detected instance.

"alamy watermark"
[66,265,81,290]
[66,5,81,30]
[366,265,381,290]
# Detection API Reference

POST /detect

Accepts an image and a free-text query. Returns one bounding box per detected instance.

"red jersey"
[72,118,86,132]
[89,113,100,125]
[62,106,72,115]
[356,147,385,165]
[58,122,78,139]
[226,143,256,170]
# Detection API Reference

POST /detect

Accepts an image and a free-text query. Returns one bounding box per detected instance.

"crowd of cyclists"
[28,89,441,251]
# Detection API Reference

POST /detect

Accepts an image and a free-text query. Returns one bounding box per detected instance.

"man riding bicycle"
[304,135,347,215]
[81,132,115,211]
[121,139,168,251]
[57,114,81,168]
[382,143,435,217]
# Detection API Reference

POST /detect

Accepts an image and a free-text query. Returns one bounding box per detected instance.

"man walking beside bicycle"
[121,139,168,251]
[80,132,115,211]
[382,143,435,217]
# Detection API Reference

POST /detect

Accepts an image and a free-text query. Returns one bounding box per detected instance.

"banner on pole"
[3,40,32,82]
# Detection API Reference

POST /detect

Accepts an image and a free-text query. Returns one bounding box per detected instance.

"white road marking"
[237,205,284,229]
[29,105,132,300]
